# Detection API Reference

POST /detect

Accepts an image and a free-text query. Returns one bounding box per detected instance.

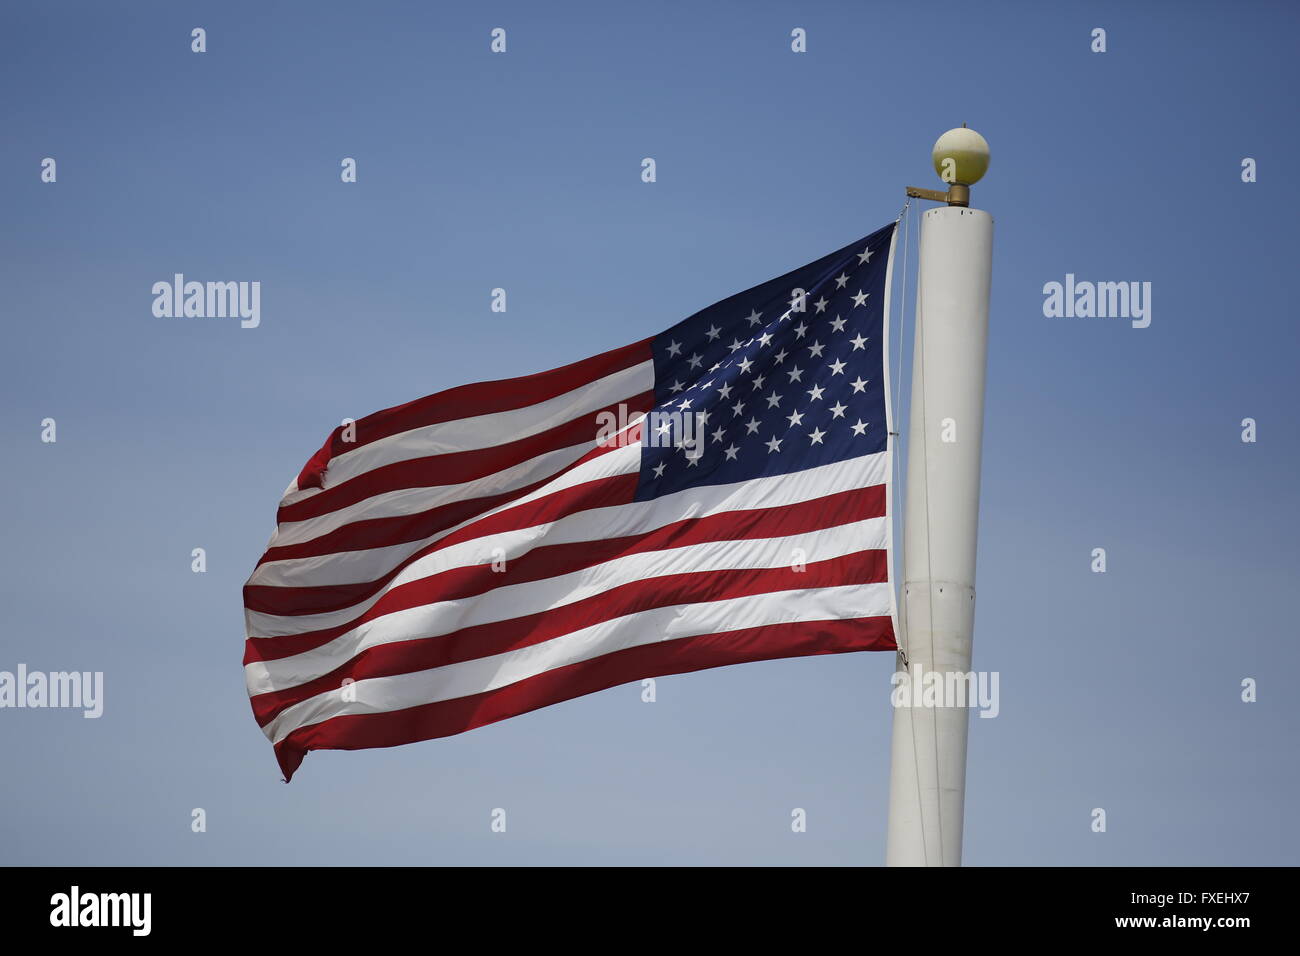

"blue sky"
[2,0,1297,865]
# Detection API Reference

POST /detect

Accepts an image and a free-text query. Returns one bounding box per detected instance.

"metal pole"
[886,129,993,866]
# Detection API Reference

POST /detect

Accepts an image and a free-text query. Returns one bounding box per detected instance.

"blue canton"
[636,223,894,501]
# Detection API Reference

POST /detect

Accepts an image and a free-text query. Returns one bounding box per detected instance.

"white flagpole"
[886,127,993,867]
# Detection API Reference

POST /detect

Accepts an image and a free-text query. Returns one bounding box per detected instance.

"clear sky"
[2,0,1297,865]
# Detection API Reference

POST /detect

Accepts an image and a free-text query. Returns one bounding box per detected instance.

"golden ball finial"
[932,127,990,186]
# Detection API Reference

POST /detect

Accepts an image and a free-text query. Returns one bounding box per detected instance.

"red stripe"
[270,614,896,781]
[263,474,558,569]
[244,482,887,660]
[250,548,888,725]
[277,390,653,527]
[243,470,641,617]
[295,339,652,491]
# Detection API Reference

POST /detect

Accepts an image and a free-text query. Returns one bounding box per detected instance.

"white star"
[737,357,753,374]
[652,462,667,478]
[806,384,825,401]
[731,400,746,416]
[828,358,846,375]
[716,383,733,399]
[813,296,828,313]
[773,348,788,364]
[849,333,868,350]
[793,322,808,339]
[786,365,804,383]
[851,290,869,307]
[834,272,849,289]
[751,374,766,390]
[757,331,773,347]
[655,421,671,436]
[746,309,763,326]
[729,338,745,352]
[710,362,722,372]
[851,419,869,435]
[677,398,692,410]
[697,410,710,425]
[829,401,847,419]
[666,340,682,356]
[808,427,826,445]
[765,436,783,454]
[705,324,721,341]
[669,380,685,393]
[711,426,726,444]
[686,453,701,467]
[857,247,874,264]
[829,315,846,332]
[786,409,805,427]
[723,443,739,461]
[687,353,702,369]
[744,416,761,434]
[807,340,826,358]
[850,377,869,393]
[766,392,783,408]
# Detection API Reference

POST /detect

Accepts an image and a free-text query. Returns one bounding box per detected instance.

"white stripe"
[246,515,886,696]
[268,440,596,551]
[270,411,647,552]
[307,360,653,492]
[278,477,321,510]
[245,449,887,634]
[247,441,643,589]
[265,581,892,744]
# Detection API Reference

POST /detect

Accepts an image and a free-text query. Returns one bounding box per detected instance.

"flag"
[244,222,900,780]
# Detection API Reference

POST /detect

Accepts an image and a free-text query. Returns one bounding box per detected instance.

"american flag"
[243,222,899,780]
